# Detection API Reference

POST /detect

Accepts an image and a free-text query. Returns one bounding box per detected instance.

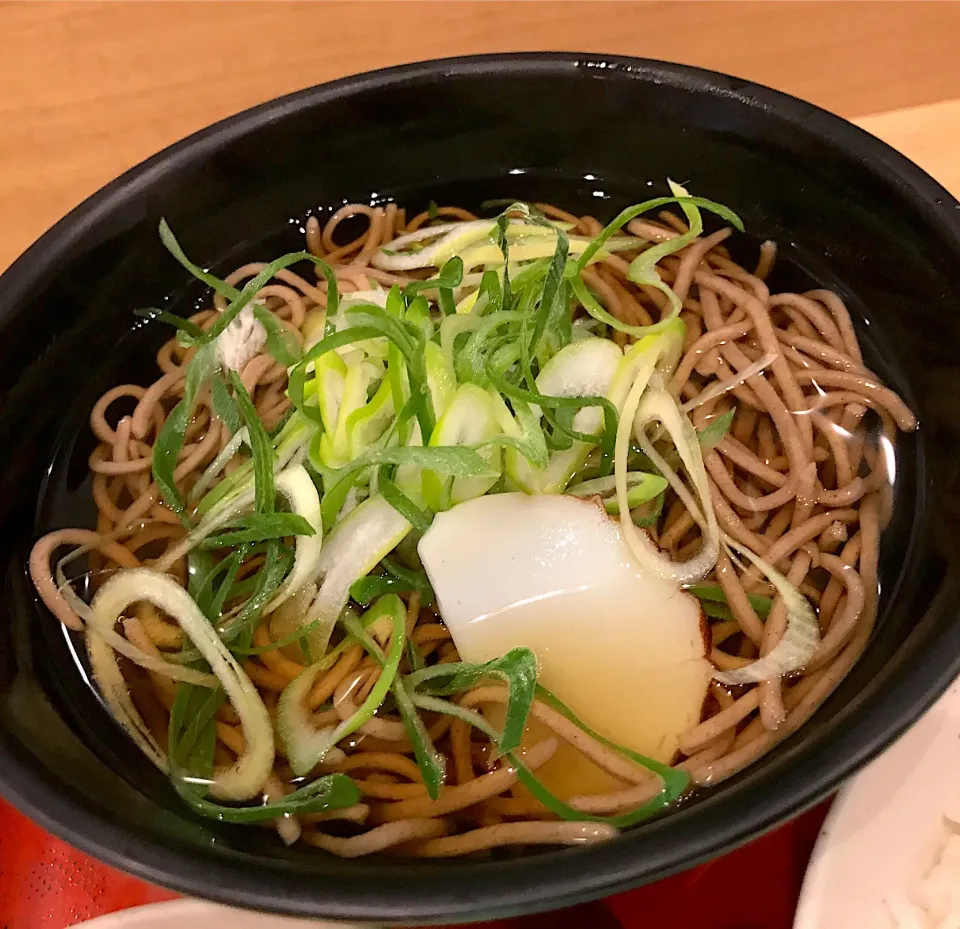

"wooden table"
[2,1,959,272]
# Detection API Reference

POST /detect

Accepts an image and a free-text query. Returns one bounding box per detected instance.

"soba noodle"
[29,195,916,857]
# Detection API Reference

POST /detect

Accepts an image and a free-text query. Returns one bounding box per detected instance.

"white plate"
[794,677,960,929]
[73,899,371,929]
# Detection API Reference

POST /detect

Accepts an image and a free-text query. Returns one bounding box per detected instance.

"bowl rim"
[2,51,960,924]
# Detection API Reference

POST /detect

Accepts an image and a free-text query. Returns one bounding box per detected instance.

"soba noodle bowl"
[29,186,916,858]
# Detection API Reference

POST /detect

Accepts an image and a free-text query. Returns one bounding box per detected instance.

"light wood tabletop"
[2,1,959,272]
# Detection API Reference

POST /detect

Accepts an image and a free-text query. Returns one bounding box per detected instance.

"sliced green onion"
[176,772,361,822]
[341,611,447,798]
[407,647,537,755]
[423,383,501,509]
[289,326,384,428]
[349,557,435,607]
[168,683,225,778]
[196,413,313,517]
[380,473,431,532]
[319,443,499,532]
[712,536,819,684]
[199,512,315,549]
[252,304,303,367]
[156,463,318,588]
[278,595,405,775]
[281,494,411,656]
[688,583,772,617]
[209,375,242,436]
[566,471,667,515]
[409,683,689,828]
[696,407,736,450]
[263,466,324,613]
[134,307,207,341]
[158,219,239,300]
[152,341,217,514]
[615,369,719,584]
[228,371,275,515]
[91,568,274,801]
[516,686,689,827]
[574,194,743,274]
[625,180,703,317]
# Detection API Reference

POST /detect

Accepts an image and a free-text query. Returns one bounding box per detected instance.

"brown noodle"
[29,200,917,857]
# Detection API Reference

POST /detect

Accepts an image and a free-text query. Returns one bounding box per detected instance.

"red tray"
[0,797,828,928]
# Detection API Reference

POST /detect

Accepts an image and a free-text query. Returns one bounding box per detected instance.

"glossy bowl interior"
[2,54,960,925]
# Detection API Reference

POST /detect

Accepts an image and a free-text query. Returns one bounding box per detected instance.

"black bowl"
[2,53,960,925]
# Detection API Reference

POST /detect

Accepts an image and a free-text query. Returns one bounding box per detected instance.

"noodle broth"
[29,183,922,859]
